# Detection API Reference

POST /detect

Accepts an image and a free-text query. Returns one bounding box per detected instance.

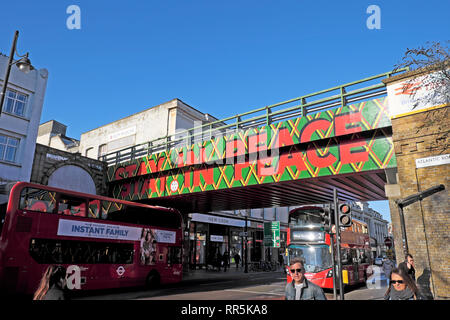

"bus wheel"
[146,270,160,289]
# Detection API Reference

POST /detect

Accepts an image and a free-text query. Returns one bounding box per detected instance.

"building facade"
[79,98,218,161]
[37,120,80,153]
[0,54,48,203]
[383,66,449,300]
[350,201,390,258]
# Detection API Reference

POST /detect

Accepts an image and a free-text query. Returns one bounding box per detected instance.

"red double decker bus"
[286,205,372,289]
[0,182,183,296]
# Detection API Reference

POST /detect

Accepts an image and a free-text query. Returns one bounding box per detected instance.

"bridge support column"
[383,68,449,300]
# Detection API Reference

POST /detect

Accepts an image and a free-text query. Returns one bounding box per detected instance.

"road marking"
[200,280,235,285]
[224,289,284,296]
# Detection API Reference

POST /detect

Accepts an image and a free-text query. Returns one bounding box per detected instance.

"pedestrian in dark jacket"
[285,258,326,300]
[398,254,416,282]
[222,251,230,272]
[33,265,67,300]
[234,252,241,269]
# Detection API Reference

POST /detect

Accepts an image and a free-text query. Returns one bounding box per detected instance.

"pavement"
[182,265,273,282]
[182,266,388,300]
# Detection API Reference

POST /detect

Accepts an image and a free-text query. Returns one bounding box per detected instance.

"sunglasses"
[290,268,305,274]
[391,280,404,284]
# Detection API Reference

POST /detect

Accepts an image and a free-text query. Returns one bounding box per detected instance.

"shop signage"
[210,235,224,242]
[190,213,249,227]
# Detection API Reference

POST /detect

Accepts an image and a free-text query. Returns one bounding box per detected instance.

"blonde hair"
[33,266,54,300]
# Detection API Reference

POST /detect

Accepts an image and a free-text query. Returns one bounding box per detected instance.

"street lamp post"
[395,184,445,256]
[0,30,34,116]
[244,214,248,273]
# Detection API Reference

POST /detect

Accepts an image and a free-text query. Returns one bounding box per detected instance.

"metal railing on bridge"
[100,68,408,166]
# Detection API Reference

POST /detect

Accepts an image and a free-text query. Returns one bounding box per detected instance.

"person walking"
[216,251,222,271]
[222,251,230,272]
[285,258,326,300]
[398,254,416,282]
[234,252,241,269]
[384,268,422,300]
[33,265,67,300]
[278,252,284,270]
[382,255,396,283]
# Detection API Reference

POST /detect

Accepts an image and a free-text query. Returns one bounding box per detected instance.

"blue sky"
[1,1,449,222]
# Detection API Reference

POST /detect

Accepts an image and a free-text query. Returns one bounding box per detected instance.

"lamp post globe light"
[0,30,34,116]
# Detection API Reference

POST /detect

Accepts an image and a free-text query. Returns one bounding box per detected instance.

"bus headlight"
[326,269,333,278]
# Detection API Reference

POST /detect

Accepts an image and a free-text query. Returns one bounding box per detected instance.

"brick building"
[384,66,449,299]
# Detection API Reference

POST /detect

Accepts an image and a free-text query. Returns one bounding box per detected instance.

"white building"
[0,54,49,202]
[79,98,219,161]
[37,120,80,153]
[350,201,390,257]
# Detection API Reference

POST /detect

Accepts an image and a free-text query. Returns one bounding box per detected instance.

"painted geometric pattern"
[107,98,396,201]
[107,96,391,183]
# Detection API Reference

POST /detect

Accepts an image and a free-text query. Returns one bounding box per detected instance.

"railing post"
[340,87,347,108]
[209,123,212,141]
[130,146,135,161]
[265,106,271,126]
[147,141,152,157]
[301,97,307,117]
[236,116,241,134]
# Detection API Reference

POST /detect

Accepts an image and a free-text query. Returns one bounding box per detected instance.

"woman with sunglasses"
[384,268,422,300]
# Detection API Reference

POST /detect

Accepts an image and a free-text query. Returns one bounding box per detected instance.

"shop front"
[188,213,248,270]
[187,212,288,270]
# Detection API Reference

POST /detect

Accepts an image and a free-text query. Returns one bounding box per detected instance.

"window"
[57,195,86,217]
[4,90,28,117]
[0,134,19,162]
[167,247,182,265]
[19,187,56,213]
[98,144,107,157]
[85,147,94,158]
[29,238,134,264]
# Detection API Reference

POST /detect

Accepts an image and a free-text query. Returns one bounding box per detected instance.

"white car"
[374,257,383,266]
[366,267,389,289]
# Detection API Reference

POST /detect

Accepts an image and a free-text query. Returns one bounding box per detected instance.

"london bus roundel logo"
[170,180,179,192]
[116,266,125,277]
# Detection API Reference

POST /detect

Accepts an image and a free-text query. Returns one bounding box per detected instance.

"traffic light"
[320,205,332,230]
[338,203,352,227]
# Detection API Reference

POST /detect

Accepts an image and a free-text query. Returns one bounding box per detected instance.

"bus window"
[0,203,6,235]
[88,199,100,219]
[19,187,56,213]
[58,195,86,217]
[29,238,134,264]
[341,248,351,265]
[168,247,182,265]
[101,200,124,220]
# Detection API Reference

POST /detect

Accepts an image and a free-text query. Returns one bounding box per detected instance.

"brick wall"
[390,105,449,299]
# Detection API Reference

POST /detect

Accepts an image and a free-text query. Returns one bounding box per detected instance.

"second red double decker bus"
[286,205,372,289]
[0,182,183,296]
